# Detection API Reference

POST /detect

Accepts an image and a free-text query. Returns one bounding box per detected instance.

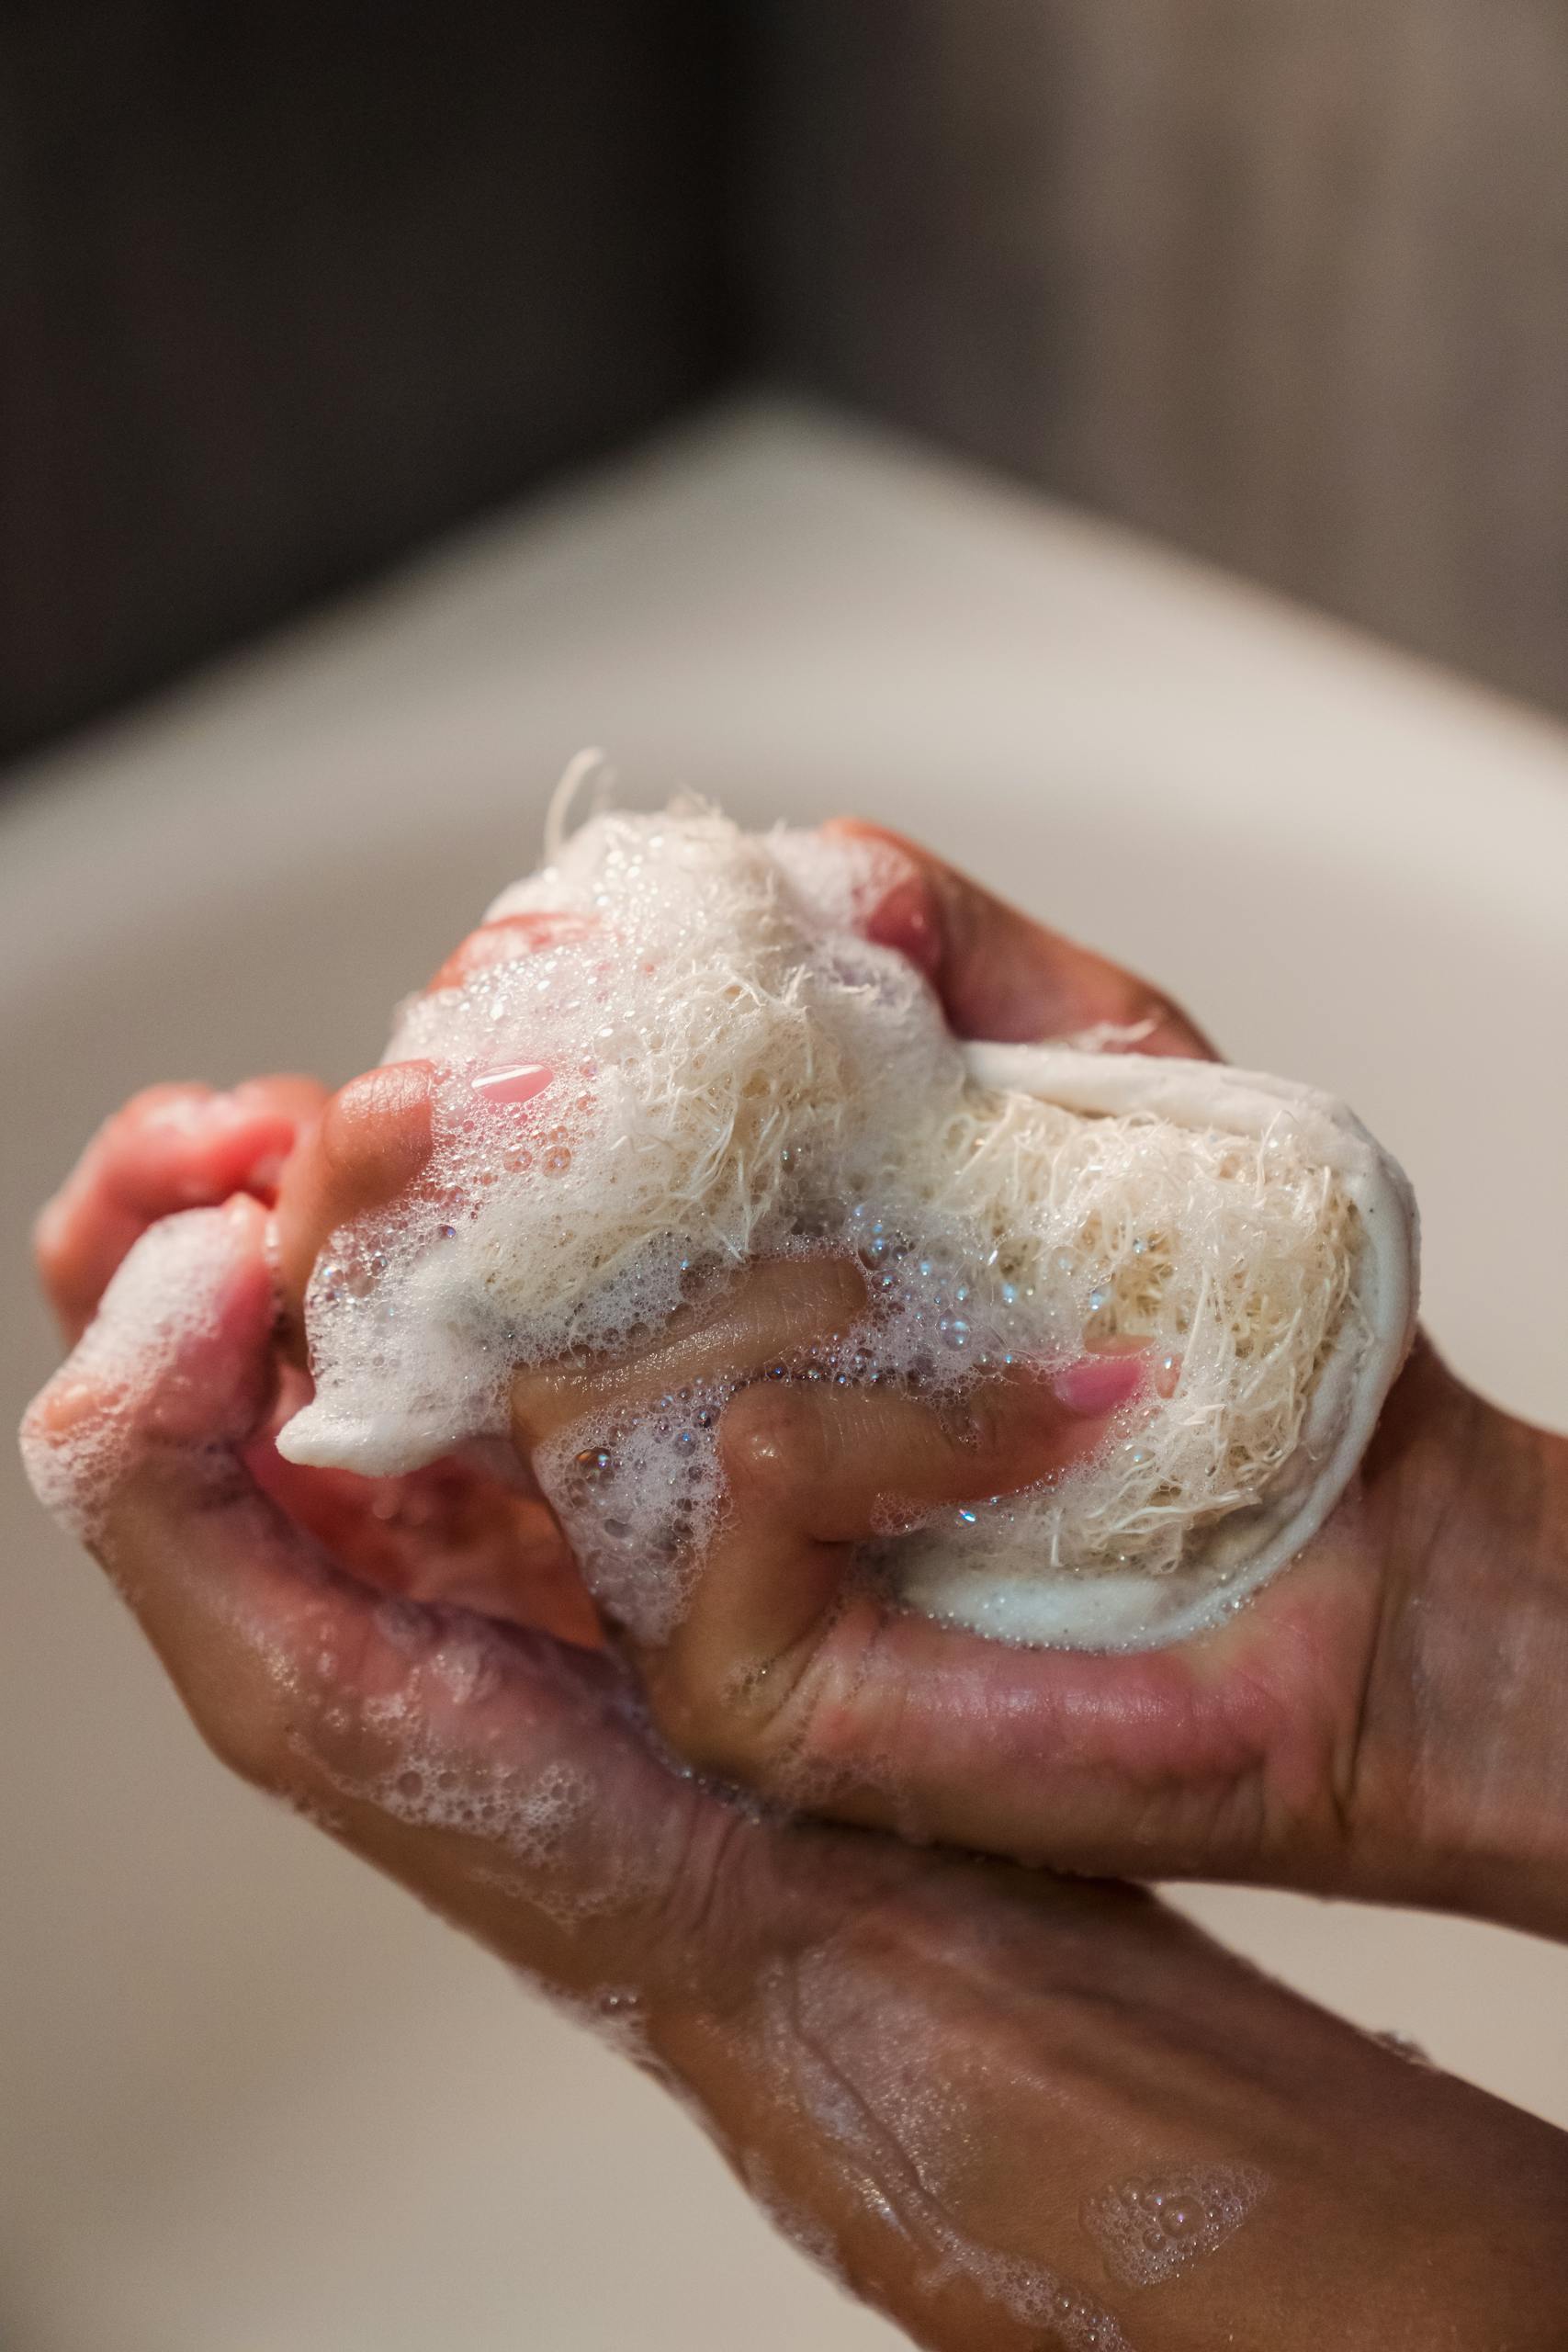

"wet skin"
[26,825,1568,2346]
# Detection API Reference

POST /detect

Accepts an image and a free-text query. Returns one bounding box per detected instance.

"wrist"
[1350,1345,1568,1936]
[647,1851,1568,2348]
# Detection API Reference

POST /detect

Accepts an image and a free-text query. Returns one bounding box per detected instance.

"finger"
[273,1060,437,1315]
[265,1051,601,1640]
[507,1254,1166,1855]
[243,1419,601,1648]
[426,910,602,992]
[827,819,1215,1057]
[36,1076,327,1342]
[643,1418,1370,1887]
[639,1357,1152,1792]
[276,910,605,1314]
[20,1199,736,1997]
[511,1256,871,1451]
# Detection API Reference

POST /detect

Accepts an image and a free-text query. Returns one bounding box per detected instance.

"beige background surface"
[4,402,1567,2348]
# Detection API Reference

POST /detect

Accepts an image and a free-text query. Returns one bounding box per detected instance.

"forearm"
[647,1847,1568,2350]
[1350,1345,1568,1938]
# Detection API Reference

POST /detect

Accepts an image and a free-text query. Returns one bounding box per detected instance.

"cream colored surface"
[3,401,1566,2349]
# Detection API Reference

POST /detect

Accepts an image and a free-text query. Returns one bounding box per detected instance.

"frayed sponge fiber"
[278,803,1416,1652]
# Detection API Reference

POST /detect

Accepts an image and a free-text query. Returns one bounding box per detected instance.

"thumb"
[639,1352,1145,1783]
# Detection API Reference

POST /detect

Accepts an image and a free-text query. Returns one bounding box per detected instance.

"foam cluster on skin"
[1080,2165,1269,2290]
[20,1206,244,1544]
[278,806,1363,1647]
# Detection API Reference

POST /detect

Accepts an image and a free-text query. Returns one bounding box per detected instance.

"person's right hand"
[265,826,1568,1943]
[23,1181,1568,2350]
[626,825,1568,1939]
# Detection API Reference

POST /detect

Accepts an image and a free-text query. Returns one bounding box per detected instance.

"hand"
[265,825,1568,1940]
[23,1169,1568,2348]
[34,1076,599,1645]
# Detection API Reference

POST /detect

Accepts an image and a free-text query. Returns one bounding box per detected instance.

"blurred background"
[7,0,1568,764]
[4,6,1568,2347]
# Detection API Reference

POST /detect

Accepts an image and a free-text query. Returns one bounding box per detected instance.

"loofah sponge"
[277,801,1418,1651]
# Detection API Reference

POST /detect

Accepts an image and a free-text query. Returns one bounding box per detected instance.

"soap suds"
[276,804,1368,1650]
[20,1206,244,1544]
[1081,2164,1269,2290]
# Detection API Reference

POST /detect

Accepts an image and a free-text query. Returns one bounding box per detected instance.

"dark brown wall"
[0,1,736,761]
[9,5,1568,754]
[748,1,1568,716]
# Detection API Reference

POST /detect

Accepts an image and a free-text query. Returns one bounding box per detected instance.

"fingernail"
[1048,1352,1148,1417]
[470,1062,554,1107]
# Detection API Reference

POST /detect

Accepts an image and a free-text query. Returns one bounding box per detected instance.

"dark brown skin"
[26,824,1568,2346]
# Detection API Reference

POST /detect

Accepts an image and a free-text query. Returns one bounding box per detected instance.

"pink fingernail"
[1048,1352,1148,1417]
[470,1062,554,1107]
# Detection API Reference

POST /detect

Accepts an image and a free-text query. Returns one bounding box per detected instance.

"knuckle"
[934,1375,1029,1487]
[946,1377,1007,1458]
[639,1796,772,2003]
[645,1657,761,1787]
[719,1382,823,1508]
[190,1672,299,1794]
[650,1612,872,1820]
[771,1625,889,1806]
[190,1614,383,1802]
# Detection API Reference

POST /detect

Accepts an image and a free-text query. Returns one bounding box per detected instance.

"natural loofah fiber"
[278,802,1417,1651]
